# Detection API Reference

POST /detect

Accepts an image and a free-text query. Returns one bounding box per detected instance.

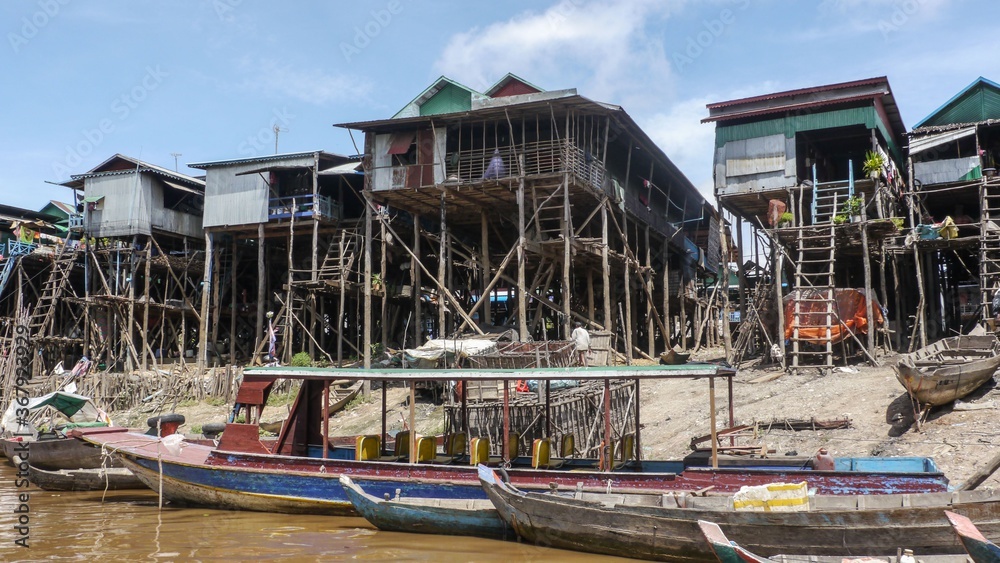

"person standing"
[571,321,591,367]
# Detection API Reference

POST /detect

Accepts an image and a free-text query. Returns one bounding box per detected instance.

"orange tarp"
[783,289,884,345]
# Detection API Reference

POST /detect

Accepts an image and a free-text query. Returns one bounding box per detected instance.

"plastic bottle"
[813,447,835,471]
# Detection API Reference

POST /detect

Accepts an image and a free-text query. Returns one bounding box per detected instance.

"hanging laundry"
[482,149,506,179]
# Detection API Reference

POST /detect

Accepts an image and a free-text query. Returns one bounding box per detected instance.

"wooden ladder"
[531,185,568,241]
[789,223,837,370]
[28,243,79,339]
[980,178,1000,321]
[319,227,360,286]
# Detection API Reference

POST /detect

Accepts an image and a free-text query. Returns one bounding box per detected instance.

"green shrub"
[266,388,298,407]
[291,352,312,367]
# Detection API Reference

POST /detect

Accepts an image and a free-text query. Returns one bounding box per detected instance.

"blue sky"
[2,0,997,211]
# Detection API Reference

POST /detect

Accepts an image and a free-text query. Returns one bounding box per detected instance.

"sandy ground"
[124,347,1000,488]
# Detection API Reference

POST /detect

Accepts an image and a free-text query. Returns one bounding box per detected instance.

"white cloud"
[433,0,684,110]
[802,0,950,40]
[236,59,374,106]
[642,96,717,201]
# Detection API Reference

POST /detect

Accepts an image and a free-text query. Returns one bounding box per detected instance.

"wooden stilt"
[481,210,491,326]
[601,201,612,347]
[517,167,528,342]
[438,192,447,338]
[198,232,213,370]
[562,174,572,338]
[413,214,422,347]
[256,224,265,362]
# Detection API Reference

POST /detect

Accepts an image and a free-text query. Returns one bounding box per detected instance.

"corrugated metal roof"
[483,73,544,97]
[188,151,352,170]
[706,76,890,110]
[61,154,205,189]
[419,81,474,116]
[70,166,206,189]
[391,76,482,119]
[913,77,1000,129]
[319,162,364,175]
[337,93,619,132]
[703,77,905,139]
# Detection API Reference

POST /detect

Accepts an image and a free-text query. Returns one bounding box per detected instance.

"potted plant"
[778,211,794,228]
[371,272,383,292]
[862,150,885,180]
[833,214,848,225]
[840,195,865,222]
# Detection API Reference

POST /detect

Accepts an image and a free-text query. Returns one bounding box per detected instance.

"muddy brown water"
[0,462,627,562]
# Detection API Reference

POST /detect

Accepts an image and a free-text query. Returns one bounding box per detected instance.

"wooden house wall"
[202,156,314,228]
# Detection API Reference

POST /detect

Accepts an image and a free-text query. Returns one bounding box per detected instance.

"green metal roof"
[914,77,1000,129]
[419,81,474,116]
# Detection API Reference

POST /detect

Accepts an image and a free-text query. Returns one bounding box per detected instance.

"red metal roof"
[706,76,889,110]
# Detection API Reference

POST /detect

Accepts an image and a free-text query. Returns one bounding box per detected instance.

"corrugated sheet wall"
[86,173,151,237]
[203,155,315,228]
[150,179,203,238]
[715,106,901,165]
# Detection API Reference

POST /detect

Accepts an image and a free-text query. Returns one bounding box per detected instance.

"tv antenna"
[170,152,182,172]
[273,124,288,154]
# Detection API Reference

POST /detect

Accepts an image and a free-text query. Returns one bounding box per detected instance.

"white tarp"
[1,391,110,437]
[910,127,976,155]
[403,339,498,368]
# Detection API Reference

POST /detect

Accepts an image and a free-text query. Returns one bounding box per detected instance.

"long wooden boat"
[895,335,1000,406]
[74,427,939,516]
[340,475,515,540]
[699,520,773,563]
[946,510,1000,563]
[479,465,1000,562]
[0,391,120,470]
[73,364,948,516]
[699,519,974,563]
[15,455,145,491]
[1,433,125,470]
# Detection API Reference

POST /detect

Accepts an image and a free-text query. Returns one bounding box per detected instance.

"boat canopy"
[1,392,111,436]
[243,364,736,382]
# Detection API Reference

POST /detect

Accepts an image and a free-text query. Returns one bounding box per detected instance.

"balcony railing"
[7,240,37,256]
[268,194,340,222]
[68,214,84,231]
[374,138,608,195]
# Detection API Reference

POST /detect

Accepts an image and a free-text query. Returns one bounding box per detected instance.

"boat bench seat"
[355,431,420,462]
[469,433,520,466]
[427,432,466,464]
[532,435,576,469]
